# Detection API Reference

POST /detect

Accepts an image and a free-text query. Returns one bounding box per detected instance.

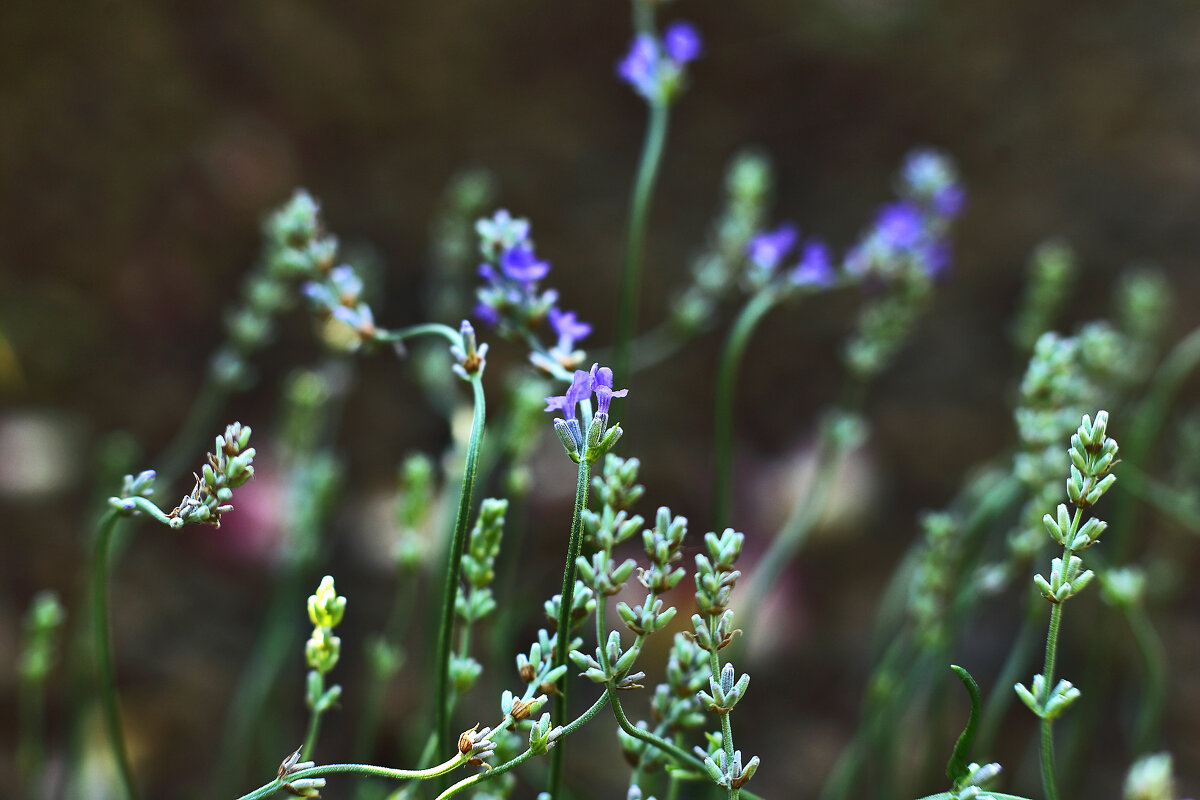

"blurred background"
[4,0,1200,797]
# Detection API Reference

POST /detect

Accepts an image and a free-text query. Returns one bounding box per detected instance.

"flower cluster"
[545,364,628,463]
[209,190,340,389]
[170,423,256,527]
[744,222,836,291]
[474,209,592,372]
[302,263,378,351]
[844,148,965,281]
[671,150,774,332]
[305,576,346,719]
[618,21,702,104]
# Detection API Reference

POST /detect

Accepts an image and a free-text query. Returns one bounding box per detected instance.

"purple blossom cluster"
[617,21,703,103]
[744,148,965,292]
[544,363,628,460]
[745,223,836,290]
[302,263,377,347]
[474,209,593,371]
[544,363,628,422]
[844,149,966,281]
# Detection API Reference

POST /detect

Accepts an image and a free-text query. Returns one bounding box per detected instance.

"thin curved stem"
[547,456,592,798]
[434,374,487,756]
[712,290,779,528]
[606,686,766,800]
[615,100,671,386]
[977,603,1040,756]
[92,508,138,800]
[438,693,612,800]
[608,683,705,776]
[741,430,847,630]
[376,322,462,346]
[235,753,468,800]
[1112,323,1200,558]
[302,706,324,761]
[1123,602,1167,753]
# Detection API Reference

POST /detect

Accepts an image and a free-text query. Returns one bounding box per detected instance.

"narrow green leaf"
[946,664,982,787]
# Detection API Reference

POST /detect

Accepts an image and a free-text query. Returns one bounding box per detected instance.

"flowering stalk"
[613,20,702,384]
[1015,411,1119,800]
[91,426,256,800]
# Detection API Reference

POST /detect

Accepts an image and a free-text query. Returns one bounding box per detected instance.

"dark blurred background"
[4,0,1200,797]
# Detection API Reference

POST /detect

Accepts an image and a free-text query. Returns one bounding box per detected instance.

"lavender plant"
[15,4,1200,800]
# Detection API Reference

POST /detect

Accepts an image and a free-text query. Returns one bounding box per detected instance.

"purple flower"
[501,244,551,284]
[875,203,924,251]
[663,21,702,64]
[618,23,702,102]
[589,363,628,415]
[544,369,594,421]
[474,300,500,326]
[618,33,659,98]
[549,308,592,350]
[934,185,966,218]
[747,224,799,273]
[790,241,835,287]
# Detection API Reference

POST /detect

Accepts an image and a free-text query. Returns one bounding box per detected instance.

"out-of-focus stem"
[712,290,778,528]
[615,100,671,388]
[92,508,138,800]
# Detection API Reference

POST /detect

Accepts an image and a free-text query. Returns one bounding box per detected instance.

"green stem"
[547,456,592,798]
[712,290,779,528]
[211,568,307,795]
[1038,601,1064,800]
[1113,323,1200,558]
[376,323,463,346]
[740,430,846,629]
[615,100,671,385]
[607,686,766,800]
[437,693,612,800]
[17,678,46,792]
[708,650,738,800]
[303,700,325,760]
[977,602,1040,756]
[235,753,469,800]
[1123,602,1167,753]
[155,380,227,484]
[434,374,487,756]
[92,508,138,800]
[1115,463,1200,535]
